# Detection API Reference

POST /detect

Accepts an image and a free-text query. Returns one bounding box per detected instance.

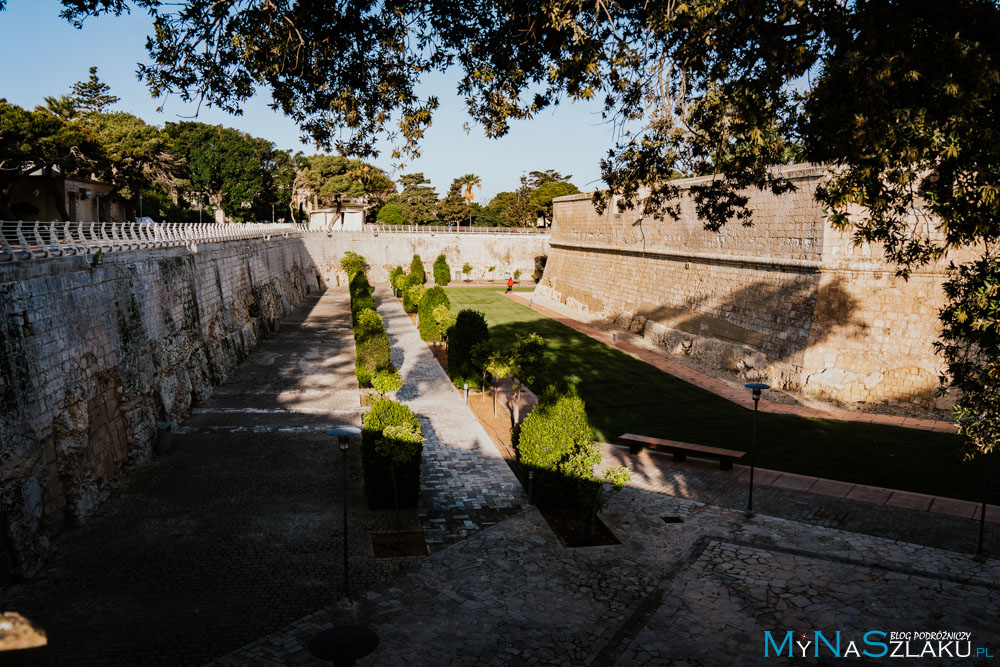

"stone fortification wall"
[538,165,956,410]
[0,237,313,574]
[301,231,550,286]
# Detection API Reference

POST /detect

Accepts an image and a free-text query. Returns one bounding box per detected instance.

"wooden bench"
[618,433,746,471]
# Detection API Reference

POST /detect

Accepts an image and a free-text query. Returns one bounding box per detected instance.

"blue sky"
[1,1,632,202]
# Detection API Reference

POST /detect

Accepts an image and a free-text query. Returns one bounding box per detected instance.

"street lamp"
[744,383,770,518]
[326,425,361,600]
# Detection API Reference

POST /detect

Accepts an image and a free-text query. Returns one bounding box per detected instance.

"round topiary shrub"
[340,251,367,277]
[447,309,490,381]
[518,385,601,511]
[361,397,424,509]
[409,254,426,284]
[354,308,384,342]
[418,286,450,341]
[433,254,451,286]
[351,293,377,323]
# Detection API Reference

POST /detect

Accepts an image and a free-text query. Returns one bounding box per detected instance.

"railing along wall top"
[0,221,302,263]
[294,223,551,235]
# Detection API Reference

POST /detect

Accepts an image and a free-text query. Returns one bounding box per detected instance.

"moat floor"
[4,288,998,666]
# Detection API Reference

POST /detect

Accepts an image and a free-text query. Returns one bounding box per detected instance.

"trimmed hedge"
[349,271,373,302]
[354,308,385,341]
[351,293,377,324]
[409,254,426,284]
[418,286,450,341]
[402,278,425,313]
[518,385,602,513]
[433,254,451,286]
[347,265,392,387]
[361,398,424,509]
[389,266,405,292]
[356,333,392,386]
[447,309,490,381]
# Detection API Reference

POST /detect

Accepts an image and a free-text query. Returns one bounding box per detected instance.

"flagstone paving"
[215,487,1000,665]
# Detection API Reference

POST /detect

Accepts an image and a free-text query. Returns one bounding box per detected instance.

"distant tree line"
[1,68,574,227]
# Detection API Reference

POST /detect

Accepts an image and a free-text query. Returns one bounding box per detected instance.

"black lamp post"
[744,383,770,518]
[326,425,361,600]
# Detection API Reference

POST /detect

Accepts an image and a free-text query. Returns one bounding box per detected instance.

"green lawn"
[445,287,992,503]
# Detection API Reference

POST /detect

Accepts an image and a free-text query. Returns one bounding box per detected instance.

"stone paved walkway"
[507,292,958,433]
[374,285,526,549]
[215,483,999,665]
[0,291,426,665]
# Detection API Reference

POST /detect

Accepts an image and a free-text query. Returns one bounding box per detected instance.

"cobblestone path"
[1,290,425,666]
[216,485,1000,665]
[373,285,526,549]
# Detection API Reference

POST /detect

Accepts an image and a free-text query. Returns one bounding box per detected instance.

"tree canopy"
[14,0,1000,453]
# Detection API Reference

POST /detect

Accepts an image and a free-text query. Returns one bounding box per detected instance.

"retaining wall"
[538,165,959,410]
[301,231,551,286]
[0,237,313,574]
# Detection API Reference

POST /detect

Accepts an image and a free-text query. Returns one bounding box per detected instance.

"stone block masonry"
[0,237,314,575]
[300,231,550,286]
[538,164,963,411]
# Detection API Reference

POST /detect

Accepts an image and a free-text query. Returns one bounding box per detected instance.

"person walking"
[506,276,514,293]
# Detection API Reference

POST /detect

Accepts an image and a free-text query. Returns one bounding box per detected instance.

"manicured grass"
[445,287,991,503]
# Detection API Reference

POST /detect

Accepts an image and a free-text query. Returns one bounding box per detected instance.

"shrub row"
[345,255,393,387]
[362,397,424,509]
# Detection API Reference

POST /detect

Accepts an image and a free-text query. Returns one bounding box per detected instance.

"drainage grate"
[662,516,685,524]
[811,507,849,528]
[0,519,13,589]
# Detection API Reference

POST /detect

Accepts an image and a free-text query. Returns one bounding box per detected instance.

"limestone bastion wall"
[0,237,313,575]
[301,231,551,286]
[0,230,548,575]
[538,164,958,411]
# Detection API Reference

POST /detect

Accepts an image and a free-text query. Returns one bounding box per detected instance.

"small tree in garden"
[432,304,457,341]
[372,367,403,397]
[388,265,405,293]
[340,251,367,277]
[433,254,451,286]
[484,346,514,418]
[409,254,426,284]
[471,340,497,400]
[417,286,450,341]
[402,279,425,313]
[447,309,490,386]
[462,263,473,281]
[508,332,546,427]
[378,421,424,525]
[513,269,521,283]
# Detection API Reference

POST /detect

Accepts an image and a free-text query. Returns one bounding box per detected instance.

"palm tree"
[35,95,78,122]
[458,173,481,225]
